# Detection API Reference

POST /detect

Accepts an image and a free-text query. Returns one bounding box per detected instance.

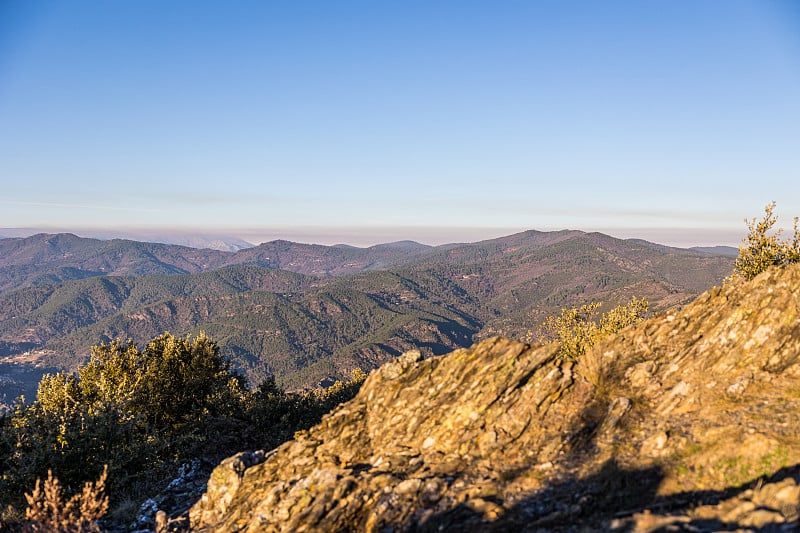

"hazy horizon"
[0,224,745,250]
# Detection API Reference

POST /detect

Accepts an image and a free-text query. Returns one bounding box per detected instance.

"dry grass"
[23,466,108,532]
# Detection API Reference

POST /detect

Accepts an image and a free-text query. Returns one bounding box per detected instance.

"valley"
[0,230,734,403]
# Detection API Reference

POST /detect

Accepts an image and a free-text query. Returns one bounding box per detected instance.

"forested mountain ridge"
[0,230,734,394]
[0,233,439,295]
[230,239,434,276]
[0,233,230,294]
[0,266,482,389]
[0,230,728,295]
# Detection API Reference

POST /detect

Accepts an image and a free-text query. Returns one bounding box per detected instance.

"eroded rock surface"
[190,265,800,532]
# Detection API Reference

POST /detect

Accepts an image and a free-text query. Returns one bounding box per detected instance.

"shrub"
[734,202,800,281]
[0,332,248,509]
[538,297,649,360]
[24,466,108,533]
[0,331,367,521]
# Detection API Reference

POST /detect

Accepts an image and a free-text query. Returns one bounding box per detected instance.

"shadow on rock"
[415,463,800,532]
[415,459,664,532]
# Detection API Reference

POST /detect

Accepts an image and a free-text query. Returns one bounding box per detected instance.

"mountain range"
[0,228,254,252]
[0,230,735,401]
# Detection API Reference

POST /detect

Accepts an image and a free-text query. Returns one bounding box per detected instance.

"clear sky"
[1,1,798,247]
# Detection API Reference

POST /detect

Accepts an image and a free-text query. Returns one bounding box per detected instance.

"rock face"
[189,265,800,532]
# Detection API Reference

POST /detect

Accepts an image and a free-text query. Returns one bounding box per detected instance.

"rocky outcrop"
[189,265,800,532]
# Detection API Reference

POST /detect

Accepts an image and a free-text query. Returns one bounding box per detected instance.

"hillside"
[0,266,479,389]
[410,230,732,340]
[0,234,231,294]
[189,263,800,532]
[0,230,729,296]
[229,239,434,276]
[0,231,733,394]
[0,233,434,296]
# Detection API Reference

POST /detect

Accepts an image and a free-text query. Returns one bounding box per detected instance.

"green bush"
[0,333,246,505]
[538,297,649,360]
[0,331,366,519]
[733,202,800,281]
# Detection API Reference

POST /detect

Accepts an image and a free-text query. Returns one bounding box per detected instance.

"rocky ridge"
[188,264,800,532]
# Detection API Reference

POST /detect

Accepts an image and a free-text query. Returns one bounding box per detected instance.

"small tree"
[132,332,248,432]
[734,202,800,281]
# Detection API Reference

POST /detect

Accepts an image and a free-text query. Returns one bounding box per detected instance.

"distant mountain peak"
[0,228,253,252]
[690,245,739,257]
[369,240,429,250]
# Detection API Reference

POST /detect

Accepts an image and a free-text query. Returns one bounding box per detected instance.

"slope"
[0,233,232,294]
[398,230,733,339]
[0,230,730,297]
[189,263,800,532]
[0,233,440,296]
[225,239,434,276]
[0,231,733,392]
[0,266,309,354]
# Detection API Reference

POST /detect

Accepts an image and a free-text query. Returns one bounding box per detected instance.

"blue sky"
[1,1,798,247]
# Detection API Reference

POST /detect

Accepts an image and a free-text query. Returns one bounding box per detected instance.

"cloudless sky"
[1,1,799,246]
